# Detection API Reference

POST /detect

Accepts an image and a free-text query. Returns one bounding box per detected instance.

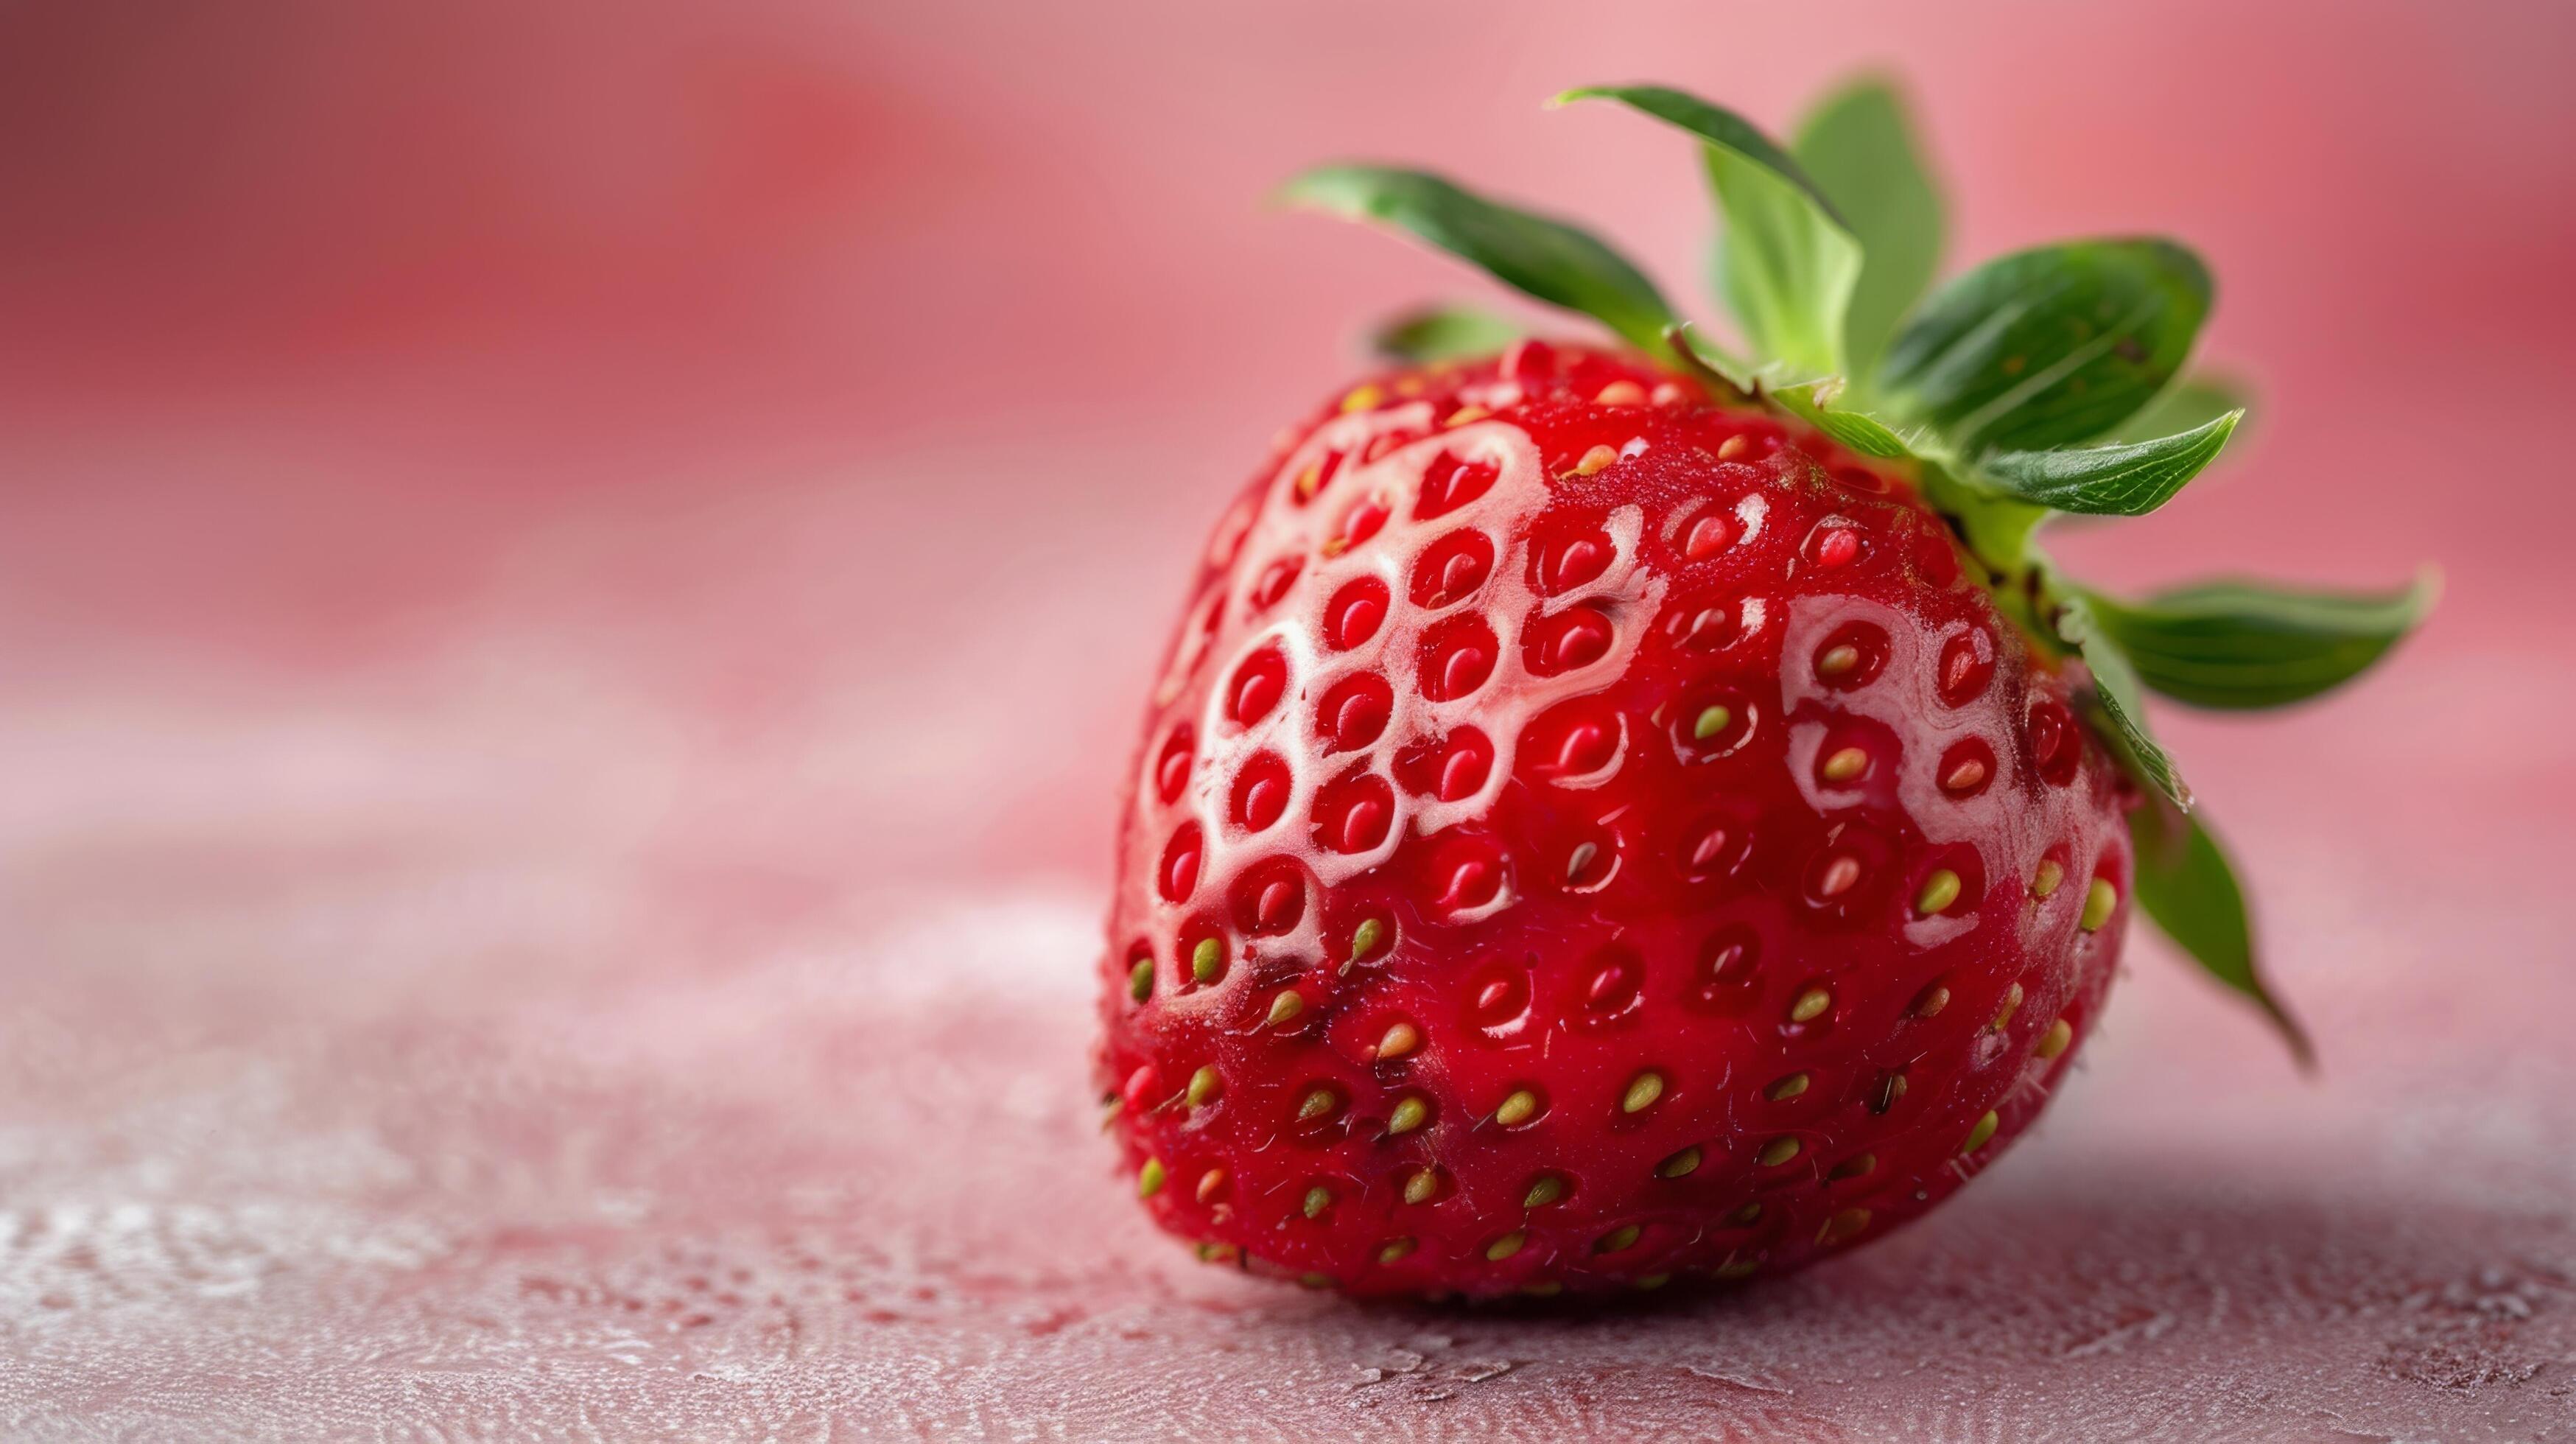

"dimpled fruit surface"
[1099,342,2134,1297]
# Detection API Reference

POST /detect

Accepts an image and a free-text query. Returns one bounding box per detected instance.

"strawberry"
[1098,79,2431,1297]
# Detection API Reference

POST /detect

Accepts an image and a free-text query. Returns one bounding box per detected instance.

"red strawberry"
[1102,340,2124,1294]
[1100,80,2429,1297]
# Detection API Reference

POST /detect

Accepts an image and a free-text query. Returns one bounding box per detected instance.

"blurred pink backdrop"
[4,2,2575,1436]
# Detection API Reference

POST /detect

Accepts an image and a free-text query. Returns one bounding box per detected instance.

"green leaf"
[1279,164,1679,357]
[1793,77,1946,380]
[2128,802,2314,1068]
[1881,239,2213,452]
[1556,85,1847,226]
[1977,410,2240,516]
[1372,305,1522,362]
[1769,379,1918,460]
[2099,373,2249,445]
[2058,596,2191,810]
[2080,571,2439,710]
[1556,85,1859,376]
[1704,161,1861,379]
[1665,324,1757,402]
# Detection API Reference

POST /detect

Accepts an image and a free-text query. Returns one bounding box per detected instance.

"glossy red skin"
[1100,342,2133,1297]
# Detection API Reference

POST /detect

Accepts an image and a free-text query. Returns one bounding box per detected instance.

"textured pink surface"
[7,477,2572,1438]
[5,1,2576,1438]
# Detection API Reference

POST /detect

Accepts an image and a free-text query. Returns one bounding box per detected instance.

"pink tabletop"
[4,2,2573,1437]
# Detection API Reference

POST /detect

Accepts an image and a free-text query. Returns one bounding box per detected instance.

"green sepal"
[1556,85,1858,377]
[2057,595,2191,810]
[2128,800,2315,1070]
[2100,373,2249,446]
[1792,76,1946,381]
[2079,571,2439,710]
[1664,324,1758,403]
[1881,239,2212,452]
[1372,304,1523,363]
[1976,410,2240,516]
[1769,379,1920,460]
[1554,85,1847,225]
[1278,164,1680,359]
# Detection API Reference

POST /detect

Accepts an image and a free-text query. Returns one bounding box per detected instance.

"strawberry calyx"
[1277,77,2436,1060]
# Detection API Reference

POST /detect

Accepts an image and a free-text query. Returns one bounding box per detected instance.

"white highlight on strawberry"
[1155,403,1665,974]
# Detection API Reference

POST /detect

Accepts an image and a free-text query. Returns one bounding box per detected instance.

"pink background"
[4,1,2574,1437]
